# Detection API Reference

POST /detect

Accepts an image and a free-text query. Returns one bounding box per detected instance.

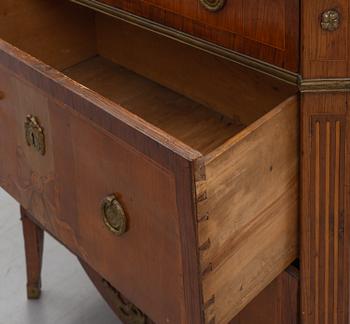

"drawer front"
[0,43,202,324]
[64,105,186,323]
[0,66,57,225]
[87,0,299,71]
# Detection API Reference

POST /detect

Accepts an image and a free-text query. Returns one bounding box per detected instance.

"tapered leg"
[21,206,44,300]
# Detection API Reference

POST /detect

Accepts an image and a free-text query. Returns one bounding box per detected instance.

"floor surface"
[0,189,120,324]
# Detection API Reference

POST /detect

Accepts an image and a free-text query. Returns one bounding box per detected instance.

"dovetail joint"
[197,191,208,202]
[199,238,211,252]
[203,295,216,310]
[208,317,216,324]
[195,162,207,182]
[201,263,213,277]
[198,212,209,223]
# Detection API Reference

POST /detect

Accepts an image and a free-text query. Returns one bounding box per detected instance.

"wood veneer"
[230,266,299,324]
[80,0,300,71]
[63,56,245,155]
[0,1,300,323]
[196,97,298,323]
[301,93,350,324]
[300,1,350,324]
[21,208,44,300]
[5,0,350,323]
[95,15,297,125]
[302,0,350,78]
[0,0,96,70]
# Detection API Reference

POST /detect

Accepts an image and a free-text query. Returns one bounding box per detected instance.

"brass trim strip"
[300,79,350,93]
[70,0,298,85]
[71,1,350,92]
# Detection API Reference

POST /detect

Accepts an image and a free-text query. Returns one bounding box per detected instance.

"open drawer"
[0,1,298,323]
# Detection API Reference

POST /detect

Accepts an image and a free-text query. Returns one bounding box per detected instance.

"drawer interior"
[0,0,298,155]
[63,56,244,155]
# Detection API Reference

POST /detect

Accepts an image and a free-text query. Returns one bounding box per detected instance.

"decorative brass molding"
[199,0,226,12]
[24,115,45,155]
[71,0,350,93]
[321,10,340,32]
[102,279,147,324]
[299,78,350,93]
[101,194,127,235]
[70,0,298,85]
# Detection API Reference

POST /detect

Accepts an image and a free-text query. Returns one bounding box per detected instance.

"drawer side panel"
[197,96,299,323]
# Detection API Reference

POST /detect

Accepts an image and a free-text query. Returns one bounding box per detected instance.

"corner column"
[300,1,350,323]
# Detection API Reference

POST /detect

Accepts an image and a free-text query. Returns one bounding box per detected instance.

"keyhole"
[31,132,36,147]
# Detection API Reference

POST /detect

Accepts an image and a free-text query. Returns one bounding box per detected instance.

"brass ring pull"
[24,115,45,155]
[200,0,226,12]
[101,195,127,236]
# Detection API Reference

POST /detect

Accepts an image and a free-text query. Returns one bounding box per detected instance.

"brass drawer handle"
[200,0,226,12]
[101,195,127,236]
[24,115,45,155]
[321,9,340,31]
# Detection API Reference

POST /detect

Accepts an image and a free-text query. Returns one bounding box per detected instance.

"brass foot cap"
[27,286,41,299]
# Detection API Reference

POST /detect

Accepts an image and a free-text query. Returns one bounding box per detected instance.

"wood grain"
[87,0,299,71]
[195,96,299,323]
[0,50,202,324]
[64,56,245,154]
[96,15,297,125]
[302,0,350,78]
[230,266,299,324]
[0,0,96,70]
[80,258,155,323]
[0,2,302,323]
[21,207,44,300]
[300,93,350,324]
[65,101,188,323]
[301,0,350,322]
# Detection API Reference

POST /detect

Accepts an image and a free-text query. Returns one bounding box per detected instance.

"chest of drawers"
[0,0,349,324]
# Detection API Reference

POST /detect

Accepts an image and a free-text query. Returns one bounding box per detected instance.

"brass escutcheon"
[24,115,45,155]
[101,195,127,236]
[321,9,340,31]
[199,0,226,12]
